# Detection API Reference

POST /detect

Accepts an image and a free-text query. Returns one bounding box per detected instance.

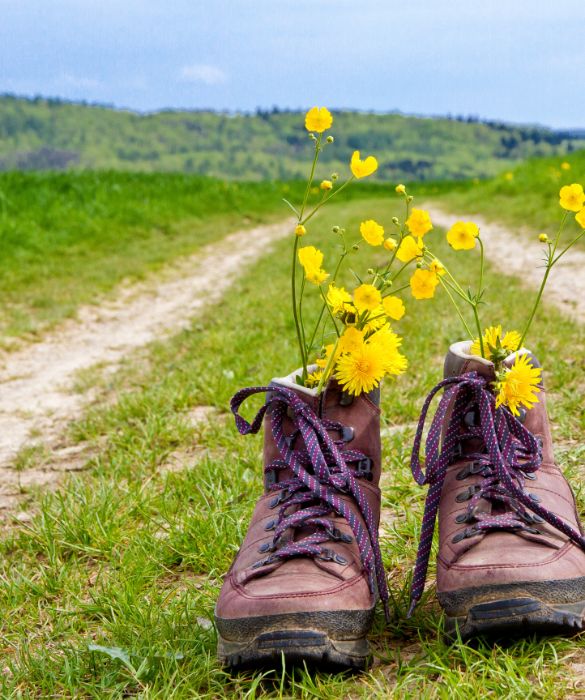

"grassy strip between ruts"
[1,194,585,698]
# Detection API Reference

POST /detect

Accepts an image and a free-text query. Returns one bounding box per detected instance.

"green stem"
[518,212,568,348]
[301,177,355,226]
[316,337,340,394]
[291,235,307,375]
[476,236,485,357]
[439,278,474,338]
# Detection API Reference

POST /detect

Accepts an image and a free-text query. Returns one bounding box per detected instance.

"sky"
[1,0,584,129]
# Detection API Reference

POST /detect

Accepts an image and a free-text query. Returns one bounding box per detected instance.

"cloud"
[58,72,103,90]
[179,64,227,85]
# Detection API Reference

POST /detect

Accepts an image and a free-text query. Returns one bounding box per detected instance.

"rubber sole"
[215,608,374,670]
[438,577,585,641]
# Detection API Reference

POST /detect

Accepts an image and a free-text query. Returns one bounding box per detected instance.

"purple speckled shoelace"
[231,384,389,618]
[408,370,585,615]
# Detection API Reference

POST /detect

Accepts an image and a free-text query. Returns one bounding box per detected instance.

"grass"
[439,149,585,240]
[1,193,585,697]
[0,172,394,343]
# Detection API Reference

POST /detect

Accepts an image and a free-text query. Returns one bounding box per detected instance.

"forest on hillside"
[0,95,583,181]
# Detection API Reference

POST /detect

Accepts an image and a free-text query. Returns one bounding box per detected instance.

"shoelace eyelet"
[452,526,479,544]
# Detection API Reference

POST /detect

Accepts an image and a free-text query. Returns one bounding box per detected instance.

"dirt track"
[426,204,585,323]
[0,219,292,509]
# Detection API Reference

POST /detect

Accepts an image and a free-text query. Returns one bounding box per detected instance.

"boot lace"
[408,371,585,614]
[231,384,389,617]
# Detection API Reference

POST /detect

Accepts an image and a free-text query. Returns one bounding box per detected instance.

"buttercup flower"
[350,151,378,179]
[362,305,386,333]
[470,325,521,360]
[538,233,549,243]
[561,162,571,171]
[326,284,352,315]
[495,353,542,417]
[395,184,406,195]
[320,180,333,191]
[406,209,433,238]
[382,295,405,320]
[576,208,585,229]
[354,284,382,312]
[360,219,385,246]
[335,342,386,395]
[396,235,424,263]
[295,224,307,237]
[304,106,333,133]
[383,237,397,251]
[429,259,446,276]
[410,269,439,300]
[447,221,479,250]
[298,246,329,285]
[559,184,585,212]
[504,172,514,181]
[338,326,364,354]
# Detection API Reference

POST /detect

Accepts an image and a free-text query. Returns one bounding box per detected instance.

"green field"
[1,95,584,181]
[1,162,585,696]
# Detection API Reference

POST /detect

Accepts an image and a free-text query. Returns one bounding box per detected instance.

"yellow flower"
[470,326,521,360]
[362,305,386,333]
[429,259,446,276]
[304,106,333,133]
[298,246,329,285]
[538,233,549,243]
[447,221,479,251]
[383,237,397,251]
[335,342,386,395]
[409,269,439,300]
[316,343,340,369]
[320,179,333,191]
[495,354,542,417]
[338,326,364,354]
[295,224,307,237]
[382,295,405,320]
[559,184,585,212]
[360,219,385,246]
[305,369,324,387]
[561,162,571,171]
[326,284,352,315]
[368,325,408,376]
[504,172,514,181]
[350,151,378,179]
[353,284,382,312]
[396,235,424,263]
[576,208,585,230]
[406,209,433,238]
[395,184,406,195]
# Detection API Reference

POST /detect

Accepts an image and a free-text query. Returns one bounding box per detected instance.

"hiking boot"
[408,341,585,640]
[215,369,387,669]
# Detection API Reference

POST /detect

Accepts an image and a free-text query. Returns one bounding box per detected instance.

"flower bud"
[538,233,549,243]
[352,243,360,251]
[320,180,333,191]
[331,172,339,181]
[407,195,414,203]
[367,268,375,275]
[295,224,307,237]
[392,217,400,226]
[395,184,406,195]
[383,237,397,251]
[309,133,317,140]
[416,260,424,268]
[326,135,334,143]
[332,225,340,233]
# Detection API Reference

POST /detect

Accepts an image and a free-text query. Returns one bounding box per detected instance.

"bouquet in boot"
[215,107,438,669]
[404,176,585,639]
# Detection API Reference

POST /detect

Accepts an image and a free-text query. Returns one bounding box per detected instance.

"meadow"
[0,154,584,697]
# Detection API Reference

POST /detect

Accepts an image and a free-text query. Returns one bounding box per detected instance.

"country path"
[0,219,293,493]
[425,203,585,323]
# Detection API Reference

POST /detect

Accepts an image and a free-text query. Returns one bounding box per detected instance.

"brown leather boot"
[409,341,585,639]
[215,369,387,669]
